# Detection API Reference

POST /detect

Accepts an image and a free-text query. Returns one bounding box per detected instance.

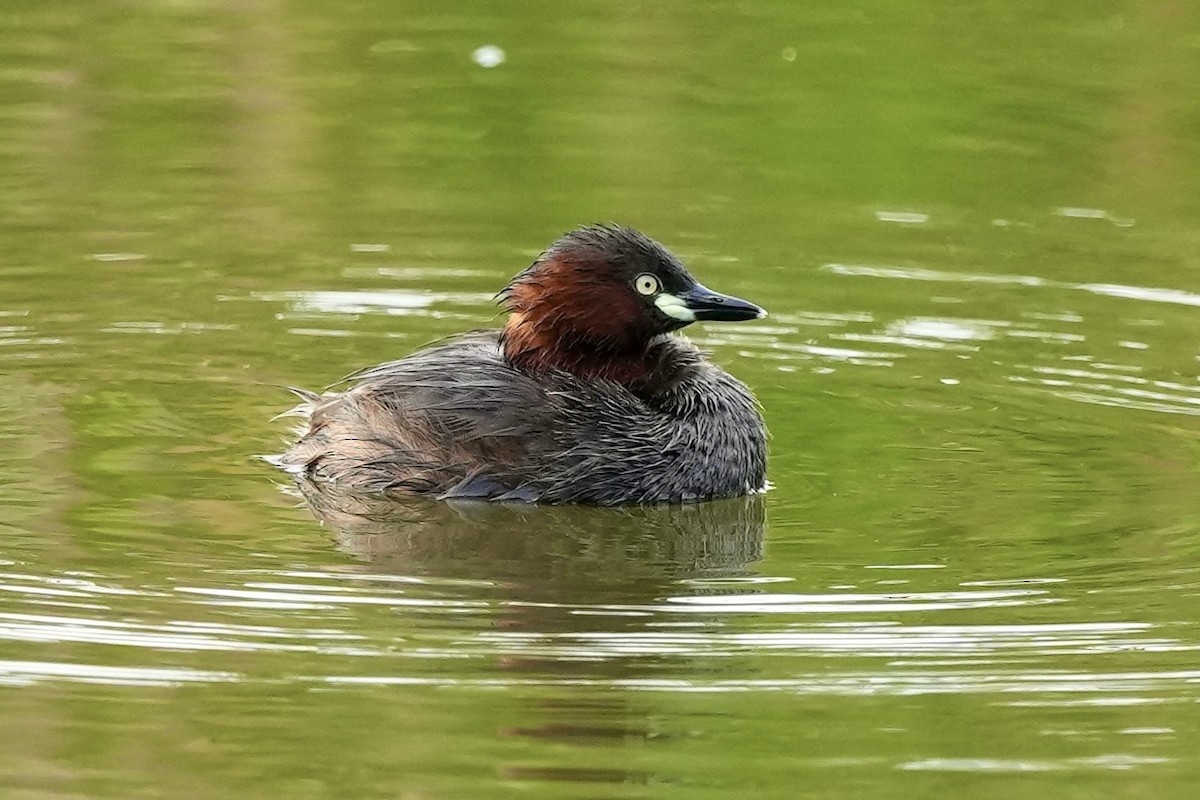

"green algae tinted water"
[2,1,1199,798]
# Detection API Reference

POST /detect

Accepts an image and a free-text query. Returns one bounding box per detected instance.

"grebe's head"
[500,225,765,381]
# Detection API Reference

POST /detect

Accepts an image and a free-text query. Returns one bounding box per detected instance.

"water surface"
[2,1,1199,798]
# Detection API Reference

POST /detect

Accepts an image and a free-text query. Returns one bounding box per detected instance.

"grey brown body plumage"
[281,330,767,505]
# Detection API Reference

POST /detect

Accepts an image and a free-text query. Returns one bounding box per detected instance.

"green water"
[2,1,1199,797]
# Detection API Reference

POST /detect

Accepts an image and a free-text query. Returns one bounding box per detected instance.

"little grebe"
[280,225,768,505]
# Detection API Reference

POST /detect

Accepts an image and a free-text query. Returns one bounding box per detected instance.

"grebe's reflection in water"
[289,473,766,592]
[285,476,769,787]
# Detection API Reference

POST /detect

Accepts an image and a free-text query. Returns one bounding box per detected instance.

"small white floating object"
[350,243,389,253]
[940,378,960,385]
[472,45,505,68]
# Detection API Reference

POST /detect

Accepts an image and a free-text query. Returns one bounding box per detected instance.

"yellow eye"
[634,273,661,296]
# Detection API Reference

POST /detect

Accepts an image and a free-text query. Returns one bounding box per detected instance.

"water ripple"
[0,612,376,655]
[899,755,1170,772]
[0,659,238,687]
[824,263,1200,308]
[2,561,1196,700]
[1009,366,1200,416]
[177,583,489,611]
[467,621,1180,661]
[661,588,1056,613]
[251,289,494,316]
[312,668,1200,698]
